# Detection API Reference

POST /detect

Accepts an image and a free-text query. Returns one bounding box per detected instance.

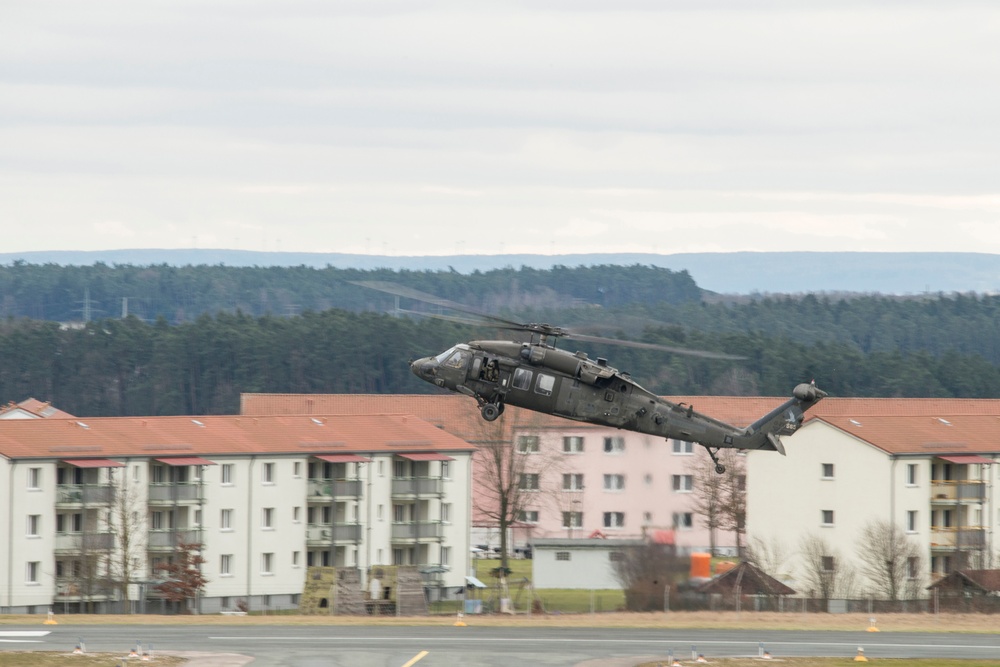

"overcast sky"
[2,1,998,257]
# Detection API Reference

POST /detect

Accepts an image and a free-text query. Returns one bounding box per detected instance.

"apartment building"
[241,393,796,555]
[747,398,1000,594]
[0,413,474,614]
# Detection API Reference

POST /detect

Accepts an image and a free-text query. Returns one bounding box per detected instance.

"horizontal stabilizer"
[766,433,786,456]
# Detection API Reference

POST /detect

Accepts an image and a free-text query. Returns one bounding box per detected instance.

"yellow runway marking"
[401,650,429,667]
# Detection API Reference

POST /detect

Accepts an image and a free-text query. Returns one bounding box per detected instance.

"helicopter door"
[602,378,632,420]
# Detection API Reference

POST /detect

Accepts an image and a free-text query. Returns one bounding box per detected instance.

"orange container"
[690,552,711,579]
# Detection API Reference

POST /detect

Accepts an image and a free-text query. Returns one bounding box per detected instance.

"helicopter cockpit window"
[440,348,471,370]
[512,368,532,391]
[535,373,555,396]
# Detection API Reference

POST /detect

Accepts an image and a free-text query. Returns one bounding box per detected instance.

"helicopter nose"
[410,357,436,379]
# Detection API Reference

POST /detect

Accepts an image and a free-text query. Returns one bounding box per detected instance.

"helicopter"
[356,281,827,474]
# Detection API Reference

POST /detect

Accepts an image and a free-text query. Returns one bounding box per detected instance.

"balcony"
[306,523,363,545]
[56,484,116,506]
[308,479,362,500]
[391,521,444,541]
[55,577,114,600]
[929,527,987,550]
[147,529,201,549]
[54,532,115,553]
[148,483,203,504]
[391,478,443,497]
[930,481,987,504]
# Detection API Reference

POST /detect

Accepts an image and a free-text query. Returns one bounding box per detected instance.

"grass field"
[469,557,626,614]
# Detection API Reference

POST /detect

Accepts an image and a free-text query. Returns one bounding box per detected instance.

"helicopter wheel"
[481,403,501,421]
[715,464,726,475]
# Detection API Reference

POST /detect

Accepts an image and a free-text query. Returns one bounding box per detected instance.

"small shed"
[927,570,1000,596]
[531,538,645,590]
[695,561,796,597]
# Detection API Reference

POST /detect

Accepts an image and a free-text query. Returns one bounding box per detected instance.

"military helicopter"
[356,281,827,473]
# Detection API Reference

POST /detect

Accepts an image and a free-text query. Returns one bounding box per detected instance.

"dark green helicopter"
[357,281,826,474]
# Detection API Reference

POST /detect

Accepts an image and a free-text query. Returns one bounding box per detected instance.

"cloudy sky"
[2,1,998,257]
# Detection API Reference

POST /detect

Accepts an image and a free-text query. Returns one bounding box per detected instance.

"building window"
[907,556,919,579]
[27,467,41,490]
[441,503,451,523]
[563,436,584,453]
[603,474,625,491]
[603,512,625,529]
[518,473,540,490]
[261,552,274,575]
[262,462,275,484]
[563,473,584,491]
[151,511,164,530]
[907,510,918,533]
[262,507,275,529]
[221,464,233,485]
[562,511,583,528]
[292,551,301,567]
[555,551,571,561]
[672,512,693,530]
[221,508,233,531]
[821,510,835,526]
[220,554,233,576]
[906,464,918,486]
[604,437,625,454]
[519,510,539,524]
[821,556,836,572]
[643,511,653,524]
[441,546,451,566]
[293,506,301,523]
[193,509,202,527]
[26,514,41,537]
[672,474,693,492]
[822,463,835,479]
[377,504,384,521]
[150,466,166,484]
[441,461,451,479]
[517,435,540,454]
[26,561,40,584]
[672,439,694,455]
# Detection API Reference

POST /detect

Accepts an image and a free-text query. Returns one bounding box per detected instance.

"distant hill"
[2,249,998,295]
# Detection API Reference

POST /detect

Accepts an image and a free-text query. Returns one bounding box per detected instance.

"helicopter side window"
[512,368,532,391]
[535,373,555,396]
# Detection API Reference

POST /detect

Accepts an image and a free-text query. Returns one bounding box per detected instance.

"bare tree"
[610,542,686,611]
[744,533,792,580]
[687,451,724,556]
[798,533,859,601]
[688,449,746,556]
[154,540,208,613]
[107,467,146,612]
[855,519,923,600]
[471,408,563,570]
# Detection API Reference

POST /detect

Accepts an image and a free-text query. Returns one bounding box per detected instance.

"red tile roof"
[240,393,1000,457]
[0,414,474,461]
[0,398,75,419]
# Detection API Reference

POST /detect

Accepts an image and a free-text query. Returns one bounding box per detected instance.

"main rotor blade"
[354,280,745,360]
[351,281,525,328]
[564,332,747,360]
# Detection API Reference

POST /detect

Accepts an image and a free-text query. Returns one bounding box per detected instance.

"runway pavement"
[3,624,1000,665]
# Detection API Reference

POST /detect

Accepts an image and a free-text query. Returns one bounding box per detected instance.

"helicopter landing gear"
[481,403,503,421]
[704,446,726,475]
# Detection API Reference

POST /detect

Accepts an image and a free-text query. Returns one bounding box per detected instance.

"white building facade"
[0,414,474,614]
[747,403,1000,597]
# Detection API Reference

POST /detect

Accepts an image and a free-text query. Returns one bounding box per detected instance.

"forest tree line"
[1,261,999,415]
